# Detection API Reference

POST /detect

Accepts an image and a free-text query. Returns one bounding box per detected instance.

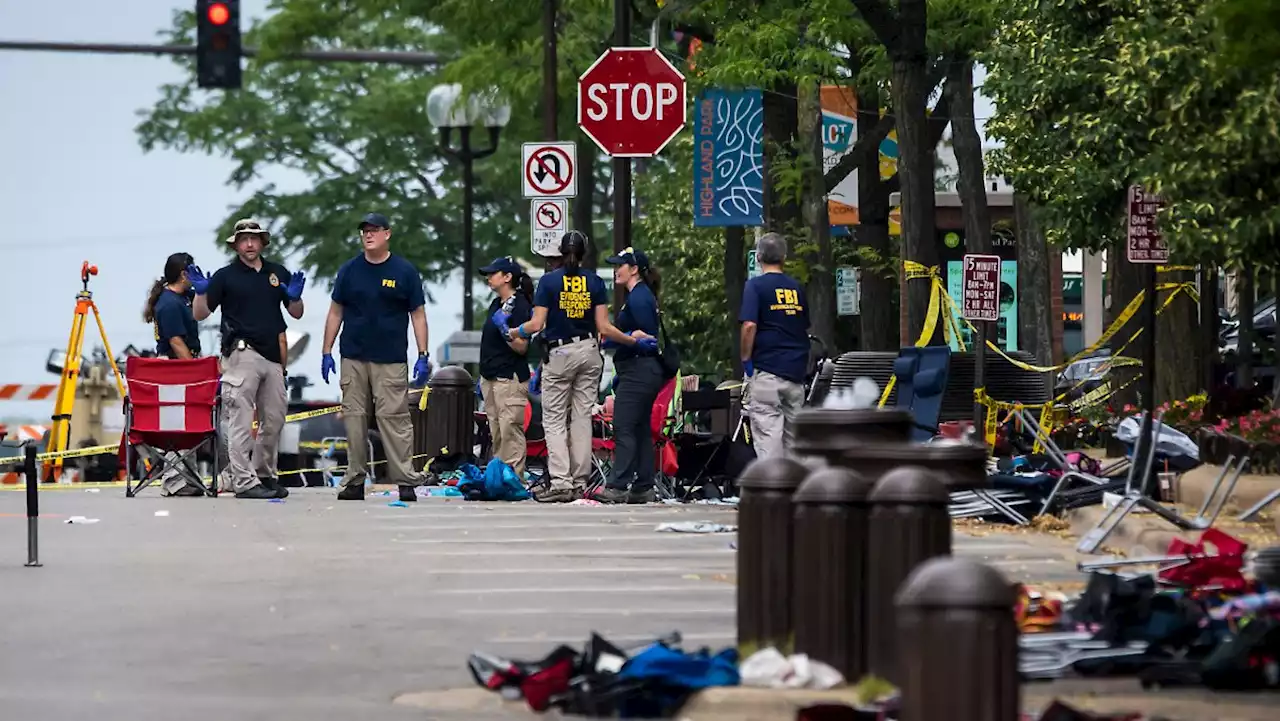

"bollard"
[792,408,913,466]
[736,455,809,658]
[24,444,41,568]
[865,466,951,681]
[840,439,988,490]
[896,557,1019,721]
[422,366,475,467]
[791,466,875,681]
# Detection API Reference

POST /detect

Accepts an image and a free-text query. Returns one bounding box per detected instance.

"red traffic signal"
[207,3,230,26]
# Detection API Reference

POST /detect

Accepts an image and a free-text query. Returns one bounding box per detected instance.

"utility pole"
[611,0,632,309]
[542,0,558,141]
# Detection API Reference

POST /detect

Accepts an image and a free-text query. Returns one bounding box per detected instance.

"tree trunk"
[763,82,801,233]
[725,226,747,376]
[1154,268,1200,404]
[799,83,836,349]
[855,82,897,351]
[945,58,992,424]
[1200,265,1220,392]
[1014,196,1054,394]
[1107,235,1146,410]
[890,0,939,344]
[1236,265,1255,389]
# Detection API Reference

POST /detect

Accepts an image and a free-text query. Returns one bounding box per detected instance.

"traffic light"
[196,0,241,89]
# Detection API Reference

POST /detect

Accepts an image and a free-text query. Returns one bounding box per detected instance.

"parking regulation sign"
[522,142,577,198]
[961,253,1002,322]
[530,198,568,256]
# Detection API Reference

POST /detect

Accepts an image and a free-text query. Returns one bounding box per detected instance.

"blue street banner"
[692,88,764,227]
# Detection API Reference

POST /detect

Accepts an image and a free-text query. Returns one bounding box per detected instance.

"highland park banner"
[692,88,764,227]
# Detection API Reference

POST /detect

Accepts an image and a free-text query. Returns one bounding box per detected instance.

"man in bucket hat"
[189,219,306,499]
[320,212,432,502]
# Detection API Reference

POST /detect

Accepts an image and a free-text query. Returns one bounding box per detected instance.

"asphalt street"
[0,486,1086,720]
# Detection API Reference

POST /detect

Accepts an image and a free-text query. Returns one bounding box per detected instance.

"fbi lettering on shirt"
[770,288,804,316]
[559,275,592,319]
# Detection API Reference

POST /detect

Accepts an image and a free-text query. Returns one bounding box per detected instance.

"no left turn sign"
[522,142,578,198]
[530,198,568,257]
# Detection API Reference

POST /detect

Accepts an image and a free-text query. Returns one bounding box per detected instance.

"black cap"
[358,212,391,230]
[479,256,521,276]
[606,246,649,270]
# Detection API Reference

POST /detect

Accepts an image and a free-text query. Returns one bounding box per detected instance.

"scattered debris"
[64,516,99,524]
[154,510,169,517]
[656,521,737,534]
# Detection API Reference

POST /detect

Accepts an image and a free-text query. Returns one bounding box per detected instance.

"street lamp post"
[426,83,511,331]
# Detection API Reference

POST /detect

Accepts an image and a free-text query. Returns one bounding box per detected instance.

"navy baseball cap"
[358,212,391,230]
[606,246,649,269]
[479,256,521,276]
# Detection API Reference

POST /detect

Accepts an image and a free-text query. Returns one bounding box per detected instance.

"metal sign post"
[1126,184,1168,494]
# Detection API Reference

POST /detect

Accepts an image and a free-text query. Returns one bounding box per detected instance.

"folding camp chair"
[122,356,220,497]
[1076,417,1248,553]
[890,346,952,442]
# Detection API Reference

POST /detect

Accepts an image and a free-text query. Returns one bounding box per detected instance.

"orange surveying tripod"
[44,262,127,481]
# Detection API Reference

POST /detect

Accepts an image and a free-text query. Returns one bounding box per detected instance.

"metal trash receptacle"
[792,408,913,466]
[422,366,475,467]
[840,440,988,490]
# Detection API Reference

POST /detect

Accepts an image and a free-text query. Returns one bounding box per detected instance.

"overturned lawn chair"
[1076,423,1250,554]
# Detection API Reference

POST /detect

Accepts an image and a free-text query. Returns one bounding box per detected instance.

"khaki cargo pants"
[220,346,287,493]
[339,359,424,488]
[481,377,530,477]
[540,339,603,491]
[747,370,805,461]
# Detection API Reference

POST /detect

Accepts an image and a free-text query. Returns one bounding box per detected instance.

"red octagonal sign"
[577,47,687,158]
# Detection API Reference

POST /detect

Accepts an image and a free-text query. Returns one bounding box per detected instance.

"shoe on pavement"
[235,485,281,500]
[592,487,629,504]
[533,486,578,503]
[627,488,657,505]
[258,475,279,492]
[398,485,418,502]
[337,484,365,501]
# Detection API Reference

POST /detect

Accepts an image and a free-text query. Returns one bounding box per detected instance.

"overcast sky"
[0,0,1030,425]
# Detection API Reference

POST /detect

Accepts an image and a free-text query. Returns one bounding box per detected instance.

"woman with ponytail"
[144,252,201,359]
[478,256,535,478]
[592,246,665,505]
[509,231,651,502]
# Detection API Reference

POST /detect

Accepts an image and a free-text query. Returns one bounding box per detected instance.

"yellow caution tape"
[0,404,344,465]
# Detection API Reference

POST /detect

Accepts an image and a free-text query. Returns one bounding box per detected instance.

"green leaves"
[984,0,1280,263]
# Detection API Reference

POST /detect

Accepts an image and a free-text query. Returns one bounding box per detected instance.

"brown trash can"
[865,466,951,681]
[792,408,913,465]
[792,466,875,682]
[840,440,988,490]
[736,455,809,658]
[896,557,1019,721]
[422,366,475,467]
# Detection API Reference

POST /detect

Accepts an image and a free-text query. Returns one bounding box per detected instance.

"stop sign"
[577,47,687,158]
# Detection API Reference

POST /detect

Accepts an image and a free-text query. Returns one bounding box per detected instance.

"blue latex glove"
[637,337,659,353]
[491,309,511,329]
[529,368,541,395]
[743,359,755,377]
[186,264,210,295]
[411,354,431,387]
[286,271,306,301]
[600,338,619,350]
[610,374,620,391]
[475,380,484,399]
[321,353,336,384]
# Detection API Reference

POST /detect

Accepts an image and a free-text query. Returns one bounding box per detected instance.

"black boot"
[258,476,288,498]
[398,485,418,502]
[235,485,280,500]
[337,484,365,501]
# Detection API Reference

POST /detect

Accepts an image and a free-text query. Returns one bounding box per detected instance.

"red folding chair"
[122,356,221,498]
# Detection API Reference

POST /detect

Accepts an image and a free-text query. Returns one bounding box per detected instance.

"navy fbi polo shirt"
[613,282,660,363]
[533,268,608,342]
[739,272,810,384]
[153,289,201,358]
[480,294,534,381]
[331,254,426,365]
[206,258,293,364]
